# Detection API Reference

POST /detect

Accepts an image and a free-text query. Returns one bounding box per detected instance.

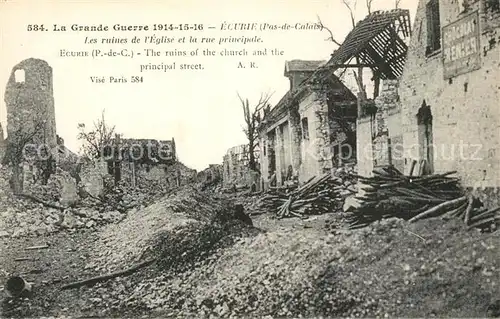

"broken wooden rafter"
[408,196,468,223]
[61,258,156,290]
[17,193,67,211]
[347,166,500,230]
[331,63,379,68]
[25,244,49,250]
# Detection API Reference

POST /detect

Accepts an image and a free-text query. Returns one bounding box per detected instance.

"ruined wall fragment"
[4,58,57,152]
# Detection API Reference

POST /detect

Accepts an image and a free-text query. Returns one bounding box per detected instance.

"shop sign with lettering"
[442,11,481,79]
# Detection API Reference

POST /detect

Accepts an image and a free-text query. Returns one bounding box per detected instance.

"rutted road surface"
[1,188,499,318]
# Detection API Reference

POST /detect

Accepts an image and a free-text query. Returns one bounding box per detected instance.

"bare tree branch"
[317,15,342,46]
[77,109,115,159]
[342,0,357,27]
[236,91,273,172]
[366,0,374,14]
[395,0,401,9]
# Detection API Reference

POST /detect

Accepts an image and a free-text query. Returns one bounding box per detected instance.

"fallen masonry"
[1,173,499,318]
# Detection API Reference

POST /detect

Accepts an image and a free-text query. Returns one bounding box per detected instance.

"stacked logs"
[260,173,353,218]
[348,165,500,230]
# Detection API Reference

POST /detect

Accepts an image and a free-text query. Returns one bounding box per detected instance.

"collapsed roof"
[326,9,412,79]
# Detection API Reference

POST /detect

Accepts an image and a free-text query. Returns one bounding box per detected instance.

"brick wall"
[399,0,500,189]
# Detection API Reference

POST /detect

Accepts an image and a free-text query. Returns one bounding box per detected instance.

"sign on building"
[442,11,481,79]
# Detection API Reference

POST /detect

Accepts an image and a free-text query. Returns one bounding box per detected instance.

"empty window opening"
[301,117,310,139]
[417,100,434,175]
[14,69,25,83]
[426,0,441,55]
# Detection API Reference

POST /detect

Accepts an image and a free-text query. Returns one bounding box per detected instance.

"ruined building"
[198,164,223,184]
[222,144,259,189]
[397,0,500,203]
[105,137,181,186]
[313,10,413,178]
[258,60,357,190]
[349,4,499,205]
[4,58,57,152]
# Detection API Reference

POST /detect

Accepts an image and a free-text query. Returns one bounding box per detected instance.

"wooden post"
[387,137,393,166]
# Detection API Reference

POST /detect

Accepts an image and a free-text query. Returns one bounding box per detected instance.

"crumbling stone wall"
[298,92,332,183]
[356,116,375,177]
[222,144,258,189]
[4,58,57,150]
[80,159,108,198]
[372,80,404,173]
[198,164,222,184]
[399,0,500,191]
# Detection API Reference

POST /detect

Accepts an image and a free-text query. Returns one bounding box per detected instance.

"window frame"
[425,0,442,56]
[301,117,310,140]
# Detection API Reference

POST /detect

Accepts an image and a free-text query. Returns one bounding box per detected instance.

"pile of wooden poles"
[348,165,500,230]
[260,173,353,218]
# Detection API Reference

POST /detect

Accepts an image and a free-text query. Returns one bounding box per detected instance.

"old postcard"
[0,0,499,318]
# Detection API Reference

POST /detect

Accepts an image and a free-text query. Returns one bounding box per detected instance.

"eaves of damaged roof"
[325,9,412,79]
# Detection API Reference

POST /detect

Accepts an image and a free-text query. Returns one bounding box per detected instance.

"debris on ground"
[259,172,355,218]
[346,166,500,231]
[80,215,499,318]
[1,159,499,318]
[0,161,183,239]
[82,186,255,275]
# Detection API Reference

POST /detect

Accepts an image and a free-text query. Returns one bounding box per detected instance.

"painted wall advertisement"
[442,11,481,79]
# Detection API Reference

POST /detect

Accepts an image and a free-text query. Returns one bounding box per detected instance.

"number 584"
[27,24,47,31]
[131,76,143,83]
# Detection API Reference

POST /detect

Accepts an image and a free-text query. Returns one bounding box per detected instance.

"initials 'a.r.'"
[238,61,258,69]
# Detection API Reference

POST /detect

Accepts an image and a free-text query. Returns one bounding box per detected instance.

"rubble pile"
[347,166,500,231]
[0,164,182,239]
[152,205,260,274]
[120,228,346,318]
[21,168,78,206]
[83,186,250,274]
[74,214,499,318]
[260,172,356,218]
[0,203,127,239]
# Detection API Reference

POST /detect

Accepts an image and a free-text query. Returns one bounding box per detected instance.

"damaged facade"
[397,0,500,203]
[315,9,413,179]
[222,144,260,189]
[351,4,500,205]
[106,137,178,184]
[258,60,357,190]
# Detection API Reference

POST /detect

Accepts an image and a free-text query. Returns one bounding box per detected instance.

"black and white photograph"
[0,0,499,318]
